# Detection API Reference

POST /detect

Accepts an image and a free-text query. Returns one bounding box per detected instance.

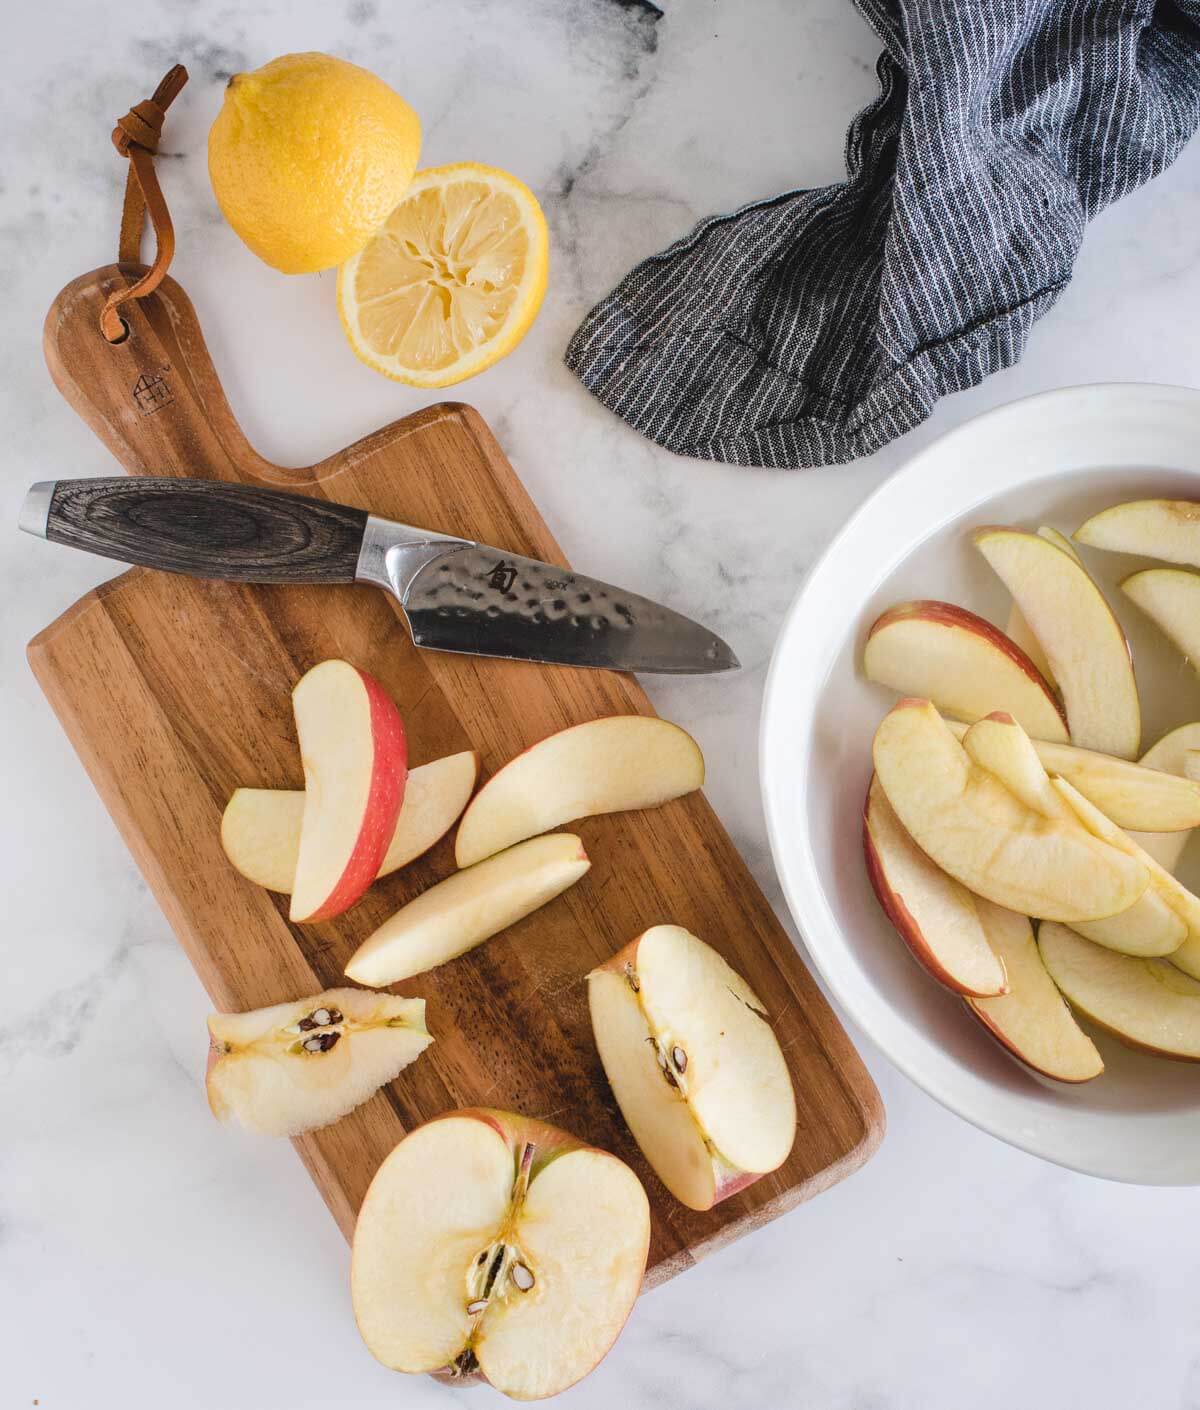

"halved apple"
[454,716,704,868]
[1131,723,1200,869]
[345,833,590,987]
[1076,500,1200,567]
[966,902,1103,1082]
[974,527,1140,758]
[863,776,1008,996]
[587,926,796,1211]
[960,715,1183,956]
[289,660,408,923]
[206,987,432,1136]
[872,700,1147,922]
[862,600,1068,741]
[1039,922,1200,1061]
[222,752,479,894]
[352,1108,650,1399]
[1122,569,1200,684]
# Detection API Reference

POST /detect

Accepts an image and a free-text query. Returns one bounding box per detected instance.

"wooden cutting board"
[30,264,883,1286]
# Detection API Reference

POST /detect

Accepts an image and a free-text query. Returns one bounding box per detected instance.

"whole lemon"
[208,52,421,275]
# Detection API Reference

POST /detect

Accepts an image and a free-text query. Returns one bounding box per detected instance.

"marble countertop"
[6,2,1200,1406]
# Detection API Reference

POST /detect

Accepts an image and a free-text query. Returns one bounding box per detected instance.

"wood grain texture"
[31,264,883,1287]
[43,476,367,583]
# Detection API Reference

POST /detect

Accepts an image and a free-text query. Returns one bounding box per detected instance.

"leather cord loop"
[100,64,189,343]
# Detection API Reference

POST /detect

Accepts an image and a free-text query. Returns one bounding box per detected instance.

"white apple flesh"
[1039,923,1200,1062]
[862,600,1068,741]
[222,751,479,894]
[587,926,796,1211]
[1121,568,1200,684]
[1003,527,1080,690]
[289,660,408,923]
[351,1108,650,1400]
[454,716,704,868]
[966,902,1103,1082]
[872,700,1147,922]
[206,987,432,1137]
[344,834,590,987]
[1076,499,1200,567]
[863,777,1008,996]
[1131,724,1200,869]
[974,527,1140,758]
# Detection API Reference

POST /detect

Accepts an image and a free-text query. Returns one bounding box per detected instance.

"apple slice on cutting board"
[944,718,1200,832]
[588,925,796,1210]
[206,988,432,1136]
[1039,923,1200,1062]
[974,527,1141,758]
[872,699,1147,922]
[862,600,1068,741]
[222,751,479,893]
[352,1108,650,1399]
[289,660,408,923]
[1003,526,1081,688]
[960,714,1183,956]
[1076,499,1200,567]
[345,833,590,986]
[454,716,704,868]
[863,776,1008,996]
[966,902,1103,1082]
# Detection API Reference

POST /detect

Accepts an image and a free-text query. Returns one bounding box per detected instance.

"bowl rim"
[758,380,1200,1184]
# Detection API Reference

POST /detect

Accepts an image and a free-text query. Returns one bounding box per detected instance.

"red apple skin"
[862,777,1006,998]
[867,600,1068,733]
[962,1003,1101,1083]
[305,669,408,923]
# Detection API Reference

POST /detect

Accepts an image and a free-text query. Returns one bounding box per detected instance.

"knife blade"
[19,476,738,675]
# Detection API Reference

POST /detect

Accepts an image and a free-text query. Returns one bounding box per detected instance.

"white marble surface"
[5,1,1200,1405]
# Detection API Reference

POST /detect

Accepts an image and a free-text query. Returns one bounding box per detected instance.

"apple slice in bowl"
[1076,499,1200,567]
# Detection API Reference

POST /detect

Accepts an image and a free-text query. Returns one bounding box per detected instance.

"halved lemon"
[337,162,549,387]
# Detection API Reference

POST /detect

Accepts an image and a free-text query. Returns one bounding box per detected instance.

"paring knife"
[19,477,738,675]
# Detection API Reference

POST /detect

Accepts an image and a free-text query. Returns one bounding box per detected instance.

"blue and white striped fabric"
[565,0,1200,468]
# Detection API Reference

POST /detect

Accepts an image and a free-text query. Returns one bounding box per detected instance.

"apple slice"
[960,715,1183,956]
[966,902,1103,1082]
[1122,568,1200,683]
[289,660,408,923]
[1039,922,1200,1061]
[454,716,703,868]
[206,987,432,1136]
[1003,528,1080,689]
[872,700,1147,922]
[352,1108,650,1399]
[588,926,796,1210]
[974,527,1140,758]
[222,752,479,894]
[862,601,1068,741]
[345,834,590,986]
[1076,499,1200,567]
[1131,723,1200,869]
[863,777,1007,995]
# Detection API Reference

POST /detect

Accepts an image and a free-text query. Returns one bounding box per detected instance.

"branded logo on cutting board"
[132,365,174,416]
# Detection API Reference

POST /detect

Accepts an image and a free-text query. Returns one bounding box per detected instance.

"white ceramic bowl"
[761,383,1200,1183]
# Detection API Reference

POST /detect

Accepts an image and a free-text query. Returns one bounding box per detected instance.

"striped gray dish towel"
[565,0,1200,468]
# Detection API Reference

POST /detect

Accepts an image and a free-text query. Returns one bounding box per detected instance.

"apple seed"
[671,1045,688,1073]
[466,1299,489,1316]
[623,962,640,992]
[298,1006,343,1031]
[301,1031,342,1054]
[510,1261,535,1291]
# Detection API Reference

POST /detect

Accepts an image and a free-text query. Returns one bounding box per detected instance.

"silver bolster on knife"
[354,513,474,603]
[19,480,55,539]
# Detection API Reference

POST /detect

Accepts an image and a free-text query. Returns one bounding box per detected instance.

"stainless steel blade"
[395,543,738,674]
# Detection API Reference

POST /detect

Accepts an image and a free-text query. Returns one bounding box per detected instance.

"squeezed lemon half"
[337,162,549,387]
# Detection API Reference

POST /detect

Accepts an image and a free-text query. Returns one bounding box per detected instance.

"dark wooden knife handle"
[42,477,368,584]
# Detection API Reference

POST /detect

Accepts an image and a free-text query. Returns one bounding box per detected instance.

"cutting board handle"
[43,264,299,487]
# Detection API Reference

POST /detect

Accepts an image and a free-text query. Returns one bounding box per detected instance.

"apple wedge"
[1039,922,1200,1062]
[588,926,796,1210]
[352,1108,650,1398]
[454,716,703,868]
[289,660,408,923]
[206,987,432,1136]
[966,902,1103,1082]
[1122,568,1200,682]
[1130,724,1200,870]
[222,752,479,894]
[872,700,1147,922]
[863,777,1008,996]
[1076,499,1200,567]
[1003,528,1080,689]
[862,601,1068,741]
[345,834,590,986]
[974,527,1140,758]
